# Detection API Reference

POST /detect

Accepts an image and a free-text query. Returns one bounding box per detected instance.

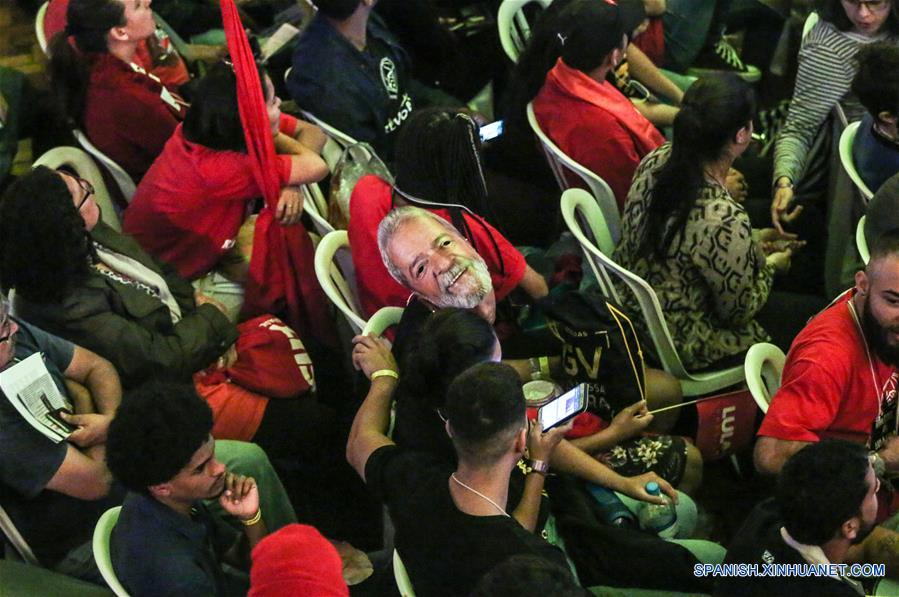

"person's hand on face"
[219,472,260,522]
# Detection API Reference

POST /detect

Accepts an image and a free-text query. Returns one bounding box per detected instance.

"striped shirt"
[773,20,897,184]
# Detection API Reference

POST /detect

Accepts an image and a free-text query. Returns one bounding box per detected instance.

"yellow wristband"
[371,369,399,381]
[240,509,262,527]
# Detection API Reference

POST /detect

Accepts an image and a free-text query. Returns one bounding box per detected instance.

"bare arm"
[44,444,113,500]
[63,346,121,416]
[513,420,570,531]
[518,265,549,300]
[294,120,327,154]
[627,44,683,105]
[346,335,399,481]
[753,436,811,476]
[551,439,676,504]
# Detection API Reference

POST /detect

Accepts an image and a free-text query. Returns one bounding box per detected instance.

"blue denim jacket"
[287,13,413,158]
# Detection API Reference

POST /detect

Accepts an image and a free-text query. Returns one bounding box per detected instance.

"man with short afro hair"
[106,381,271,597]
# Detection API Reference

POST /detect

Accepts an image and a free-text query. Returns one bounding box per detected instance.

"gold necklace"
[847,299,883,418]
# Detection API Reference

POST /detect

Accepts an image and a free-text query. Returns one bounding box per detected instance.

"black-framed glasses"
[842,0,890,11]
[73,176,95,212]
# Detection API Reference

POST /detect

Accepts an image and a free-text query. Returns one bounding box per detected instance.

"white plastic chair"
[743,342,786,414]
[0,503,38,565]
[801,11,818,41]
[301,181,335,237]
[362,306,404,337]
[527,102,621,246]
[314,231,366,333]
[497,0,553,63]
[33,146,123,231]
[857,214,870,264]
[298,109,360,172]
[72,130,137,202]
[35,1,49,54]
[393,549,416,597]
[92,507,130,597]
[838,121,874,202]
[560,189,745,397]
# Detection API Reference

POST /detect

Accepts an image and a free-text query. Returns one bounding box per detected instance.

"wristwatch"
[527,459,550,476]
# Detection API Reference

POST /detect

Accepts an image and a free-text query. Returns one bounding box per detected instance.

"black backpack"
[540,290,645,421]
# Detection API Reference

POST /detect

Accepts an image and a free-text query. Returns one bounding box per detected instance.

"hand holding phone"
[538,383,589,432]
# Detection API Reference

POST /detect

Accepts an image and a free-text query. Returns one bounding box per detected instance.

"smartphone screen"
[479,120,504,143]
[538,384,588,431]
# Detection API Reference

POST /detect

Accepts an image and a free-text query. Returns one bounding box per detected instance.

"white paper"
[0,353,73,443]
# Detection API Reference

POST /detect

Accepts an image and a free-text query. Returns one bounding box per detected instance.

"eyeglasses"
[72,176,95,212]
[842,0,891,12]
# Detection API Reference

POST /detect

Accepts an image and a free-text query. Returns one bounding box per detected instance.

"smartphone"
[479,120,504,143]
[538,383,589,432]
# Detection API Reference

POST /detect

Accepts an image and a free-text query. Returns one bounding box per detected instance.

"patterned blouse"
[613,144,775,370]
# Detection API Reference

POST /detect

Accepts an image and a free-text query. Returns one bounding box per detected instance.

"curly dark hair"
[0,166,93,301]
[106,381,213,493]
[777,439,870,545]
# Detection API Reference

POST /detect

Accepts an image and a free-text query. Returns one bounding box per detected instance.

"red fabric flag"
[220,0,336,347]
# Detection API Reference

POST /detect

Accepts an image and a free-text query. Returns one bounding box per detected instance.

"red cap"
[248,524,349,597]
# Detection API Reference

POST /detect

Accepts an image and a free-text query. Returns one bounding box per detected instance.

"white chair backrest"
[857,214,870,264]
[34,146,123,231]
[314,231,366,333]
[92,507,130,597]
[802,11,819,41]
[35,1,49,55]
[497,0,553,63]
[72,130,137,202]
[393,549,416,597]
[743,342,786,414]
[302,181,335,237]
[560,188,744,396]
[362,306,404,337]
[559,189,619,299]
[527,102,621,245]
[0,502,39,565]
[838,121,874,202]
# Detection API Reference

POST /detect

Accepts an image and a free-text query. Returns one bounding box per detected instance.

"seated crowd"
[5,0,899,594]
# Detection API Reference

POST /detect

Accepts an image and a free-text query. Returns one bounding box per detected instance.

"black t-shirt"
[365,445,569,596]
[0,320,124,568]
[715,499,864,597]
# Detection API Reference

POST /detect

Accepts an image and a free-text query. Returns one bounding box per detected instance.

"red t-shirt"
[533,59,664,210]
[44,0,191,90]
[347,175,528,317]
[123,115,296,280]
[82,53,184,181]
[758,293,899,447]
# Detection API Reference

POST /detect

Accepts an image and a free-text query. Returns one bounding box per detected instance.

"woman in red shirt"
[124,62,328,287]
[48,0,185,181]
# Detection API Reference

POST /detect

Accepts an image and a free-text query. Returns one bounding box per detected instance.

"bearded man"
[755,230,899,477]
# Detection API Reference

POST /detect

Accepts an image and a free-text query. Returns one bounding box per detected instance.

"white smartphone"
[479,120,504,142]
[538,383,589,432]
